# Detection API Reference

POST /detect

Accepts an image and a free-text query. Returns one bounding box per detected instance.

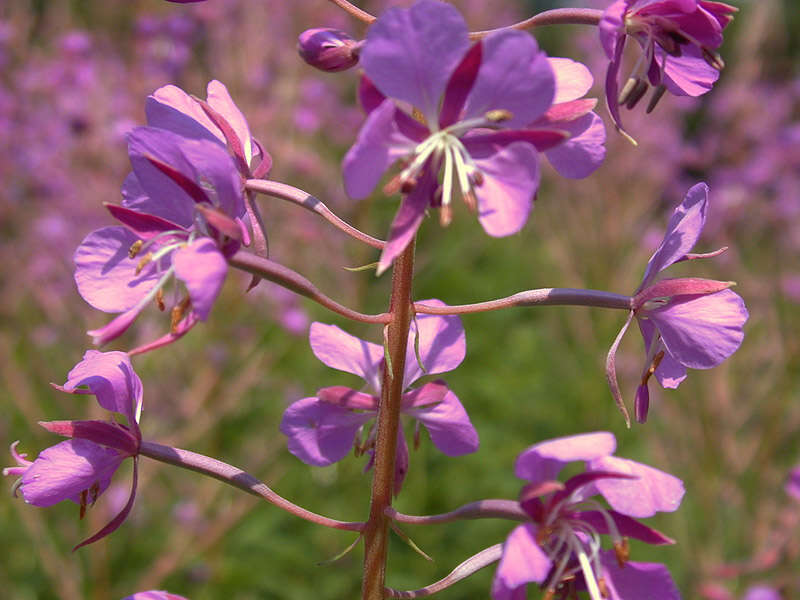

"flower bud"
[297,28,360,72]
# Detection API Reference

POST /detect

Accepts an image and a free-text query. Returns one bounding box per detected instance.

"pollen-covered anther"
[439,203,453,227]
[155,288,165,312]
[614,538,630,567]
[170,296,192,332]
[598,576,611,598]
[462,189,477,213]
[543,588,556,600]
[135,252,154,275]
[702,47,725,70]
[128,239,144,259]
[485,109,513,123]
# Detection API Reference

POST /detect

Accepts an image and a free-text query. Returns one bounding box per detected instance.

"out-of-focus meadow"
[1,1,798,598]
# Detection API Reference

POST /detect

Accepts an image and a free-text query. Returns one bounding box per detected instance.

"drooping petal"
[589,455,685,518]
[172,239,227,321]
[469,142,540,237]
[360,0,470,123]
[20,439,124,506]
[515,432,616,483]
[61,350,143,424]
[403,302,466,386]
[549,57,594,104]
[543,111,606,179]
[279,396,373,466]
[575,510,675,545]
[74,227,164,314]
[640,182,709,289]
[87,305,146,347]
[461,30,555,128]
[599,553,680,600]
[309,322,384,392]
[599,0,627,59]
[492,523,552,600]
[646,289,747,369]
[604,36,628,136]
[403,383,478,456]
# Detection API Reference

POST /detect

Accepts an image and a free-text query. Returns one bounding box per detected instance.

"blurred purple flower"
[600,0,736,139]
[492,432,682,600]
[74,127,244,348]
[606,182,748,424]
[741,586,782,600]
[4,351,143,549]
[343,0,604,274]
[123,593,189,600]
[786,465,800,500]
[280,300,477,493]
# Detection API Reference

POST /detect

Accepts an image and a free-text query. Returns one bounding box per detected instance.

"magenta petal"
[599,0,627,59]
[576,510,675,545]
[471,142,540,237]
[438,41,482,129]
[357,75,386,114]
[647,289,748,369]
[318,386,378,411]
[515,432,616,483]
[309,322,384,392]
[62,350,143,422]
[87,305,144,347]
[549,57,594,103]
[74,227,162,313]
[20,439,124,507]
[640,182,709,289]
[172,239,227,321]
[600,553,680,600]
[544,111,606,179]
[492,523,552,600]
[589,455,685,518]
[404,386,478,457]
[360,0,469,122]
[403,301,466,386]
[280,396,373,466]
[659,45,719,97]
[462,30,554,128]
[105,203,186,239]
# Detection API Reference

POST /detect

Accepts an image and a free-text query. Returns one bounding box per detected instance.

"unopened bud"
[298,28,360,72]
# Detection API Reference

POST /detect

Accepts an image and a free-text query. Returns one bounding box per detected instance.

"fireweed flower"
[123,592,189,600]
[74,126,245,349]
[492,432,683,600]
[343,0,605,274]
[3,351,143,549]
[606,182,748,424]
[280,300,478,493]
[600,0,737,139]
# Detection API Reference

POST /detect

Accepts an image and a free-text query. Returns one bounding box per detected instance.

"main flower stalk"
[362,240,416,600]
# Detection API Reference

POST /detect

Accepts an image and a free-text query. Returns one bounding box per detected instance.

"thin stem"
[324,0,603,39]
[385,544,504,598]
[386,499,527,526]
[228,250,391,324]
[414,288,633,315]
[245,179,385,249]
[139,441,363,532]
[362,240,416,600]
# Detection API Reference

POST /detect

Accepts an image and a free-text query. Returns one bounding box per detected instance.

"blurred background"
[1,0,798,598]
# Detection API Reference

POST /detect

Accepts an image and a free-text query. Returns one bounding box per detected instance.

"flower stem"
[386,499,527,525]
[414,288,633,315]
[139,440,363,532]
[362,240,416,600]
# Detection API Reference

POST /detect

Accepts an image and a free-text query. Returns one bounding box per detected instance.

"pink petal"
[543,111,606,179]
[600,553,680,600]
[123,592,190,600]
[492,523,552,600]
[549,57,594,104]
[575,510,675,545]
[172,239,227,321]
[515,432,616,482]
[207,80,254,164]
[61,350,142,422]
[309,322,384,392]
[403,301,466,386]
[403,384,479,456]
[659,45,719,97]
[147,84,222,144]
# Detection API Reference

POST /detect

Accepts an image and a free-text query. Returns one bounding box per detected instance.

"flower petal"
[543,111,606,179]
[309,323,384,392]
[549,57,594,104]
[404,384,478,456]
[403,302,466,386]
[658,45,719,97]
[146,84,223,144]
[492,523,552,600]
[600,553,680,600]
[172,238,227,321]
[575,510,675,545]
[515,432,616,483]
[207,80,254,164]
[360,0,469,123]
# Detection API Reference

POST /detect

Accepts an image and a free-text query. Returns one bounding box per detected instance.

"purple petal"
[61,350,143,423]
[403,301,466,386]
[658,45,719,97]
[74,227,163,313]
[543,111,606,179]
[342,100,419,199]
[403,384,479,456]
[470,142,540,237]
[105,203,186,239]
[87,304,145,347]
[600,553,680,600]
[515,432,616,483]
[357,75,386,114]
[638,318,687,389]
[575,510,675,545]
[634,383,650,423]
[646,289,748,369]
[640,182,709,289]
[462,31,555,128]
[207,80,254,164]
[492,523,552,600]
[279,396,373,466]
[549,57,594,104]
[172,239,227,321]
[589,455,685,517]
[20,439,124,506]
[309,322,384,392]
[599,0,627,59]
[123,592,190,600]
[146,84,223,144]
[786,465,800,500]
[742,586,782,600]
[360,0,469,123]
[604,36,629,137]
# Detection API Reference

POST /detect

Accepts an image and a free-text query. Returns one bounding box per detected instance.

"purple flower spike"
[280,300,477,494]
[75,127,244,351]
[4,352,144,549]
[600,0,736,139]
[606,183,748,424]
[493,432,683,600]
[123,592,189,600]
[344,0,605,274]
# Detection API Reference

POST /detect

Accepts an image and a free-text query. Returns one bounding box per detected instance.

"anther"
[543,588,556,600]
[155,288,165,312]
[599,577,611,598]
[128,239,144,259]
[90,481,100,506]
[618,77,639,105]
[400,177,418,195]
[646,84,668,114]
[625,79,650,109]
[439,203,453,227]
[383,173,404,196]
[171,296,192,332]
[135,252,153,275]
[471,171,484,187]
[702,48,725,70]
[641,351,665,386]
[485,109,513,123]
[614,538,630,567]
[462,190,477,213]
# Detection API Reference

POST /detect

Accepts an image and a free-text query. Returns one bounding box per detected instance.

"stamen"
[641,350,665,386]
[171,296,192,333]
[577,549,603,600]
[440,146,455,227]
[613,538,630,568]
[702,47,725,70]
[617,77,639,106]
[646,84,668,114]
[439,204,453,227]
[155,288,165,312]
[136,252,154,275]
[598,577,610,599]
[128,239,144,259]
[625,79,649,109]
[485,109,512,123]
